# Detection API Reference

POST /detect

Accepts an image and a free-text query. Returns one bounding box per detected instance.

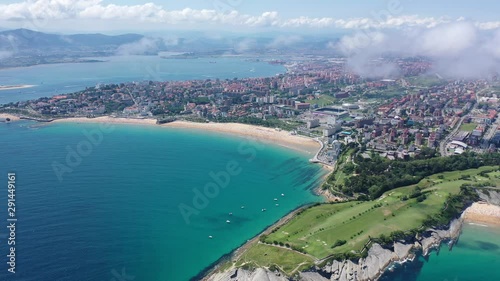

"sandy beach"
[463,202,500,226]
[0,113,20,121]
[52,116,157,125]
[50,118,320,155]
[164,121,320,155]
[0,85,36,91]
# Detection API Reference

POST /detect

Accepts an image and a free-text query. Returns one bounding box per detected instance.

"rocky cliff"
[208,268,289,281]
[205,190,500,281]
[205,217,463,281]
[477,189,500,205]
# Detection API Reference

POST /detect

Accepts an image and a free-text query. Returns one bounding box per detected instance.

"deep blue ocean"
[0,121,324,280]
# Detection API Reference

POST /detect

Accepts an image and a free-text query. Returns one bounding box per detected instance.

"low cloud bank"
[334,22,500,78]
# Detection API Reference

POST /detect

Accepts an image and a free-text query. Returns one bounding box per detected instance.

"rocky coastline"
[203,190,500,281]
[205,217,463,281]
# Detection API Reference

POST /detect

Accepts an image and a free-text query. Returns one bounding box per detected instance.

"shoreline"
[164,120,320,156]
[463,201,500,227]
[51,116,158,126]
[0,113,21,121]
[199,203,317,281]
[6,115,499,280]
[50,117,321,156]
[4,114,333,281]
[202,201,500,281]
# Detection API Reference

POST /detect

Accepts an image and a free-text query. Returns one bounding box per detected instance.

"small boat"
[229,212,233,216]
[208,236,213,239]
[275,204,279,206]
[241,206,245,209]
[262,208,266,212]
[281,193,285,197]
[226,220,231,223]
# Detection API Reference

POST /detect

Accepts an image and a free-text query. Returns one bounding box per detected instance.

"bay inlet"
[0,121,326,281]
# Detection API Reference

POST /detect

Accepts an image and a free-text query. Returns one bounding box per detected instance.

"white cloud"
[266,35,302,48]
[234,38,258,53]
[0,0,499,31]
[332,22,500,79]
[0,51,13,60]
[116,37,160,55]
[476,21,500,30]
[419,22,477,57]
[115,35,183,55]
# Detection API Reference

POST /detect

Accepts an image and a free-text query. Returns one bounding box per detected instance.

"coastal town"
[2,57,500,166]
[3,0,500,280]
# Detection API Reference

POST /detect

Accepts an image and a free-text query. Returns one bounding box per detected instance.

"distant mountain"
[0,29,144,52]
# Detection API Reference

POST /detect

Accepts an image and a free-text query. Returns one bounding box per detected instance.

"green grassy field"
[459,123,477,132]
[407,76,448,87]
[235,244,314,275]
[305,95,336,107]
[232,166,499,274]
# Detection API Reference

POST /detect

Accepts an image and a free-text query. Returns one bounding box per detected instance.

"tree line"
[332,152,500,199]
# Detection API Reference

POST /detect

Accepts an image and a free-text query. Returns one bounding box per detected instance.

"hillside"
[0,29,144,52]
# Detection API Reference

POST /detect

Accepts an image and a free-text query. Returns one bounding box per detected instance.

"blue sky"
[108,0,500,21]
[0,0,499,33]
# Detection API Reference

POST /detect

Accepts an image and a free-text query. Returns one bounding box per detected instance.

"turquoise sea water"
[0,55,285,104]
[1,56,499,281]
[0,121,324,281]
[380,223,500,281]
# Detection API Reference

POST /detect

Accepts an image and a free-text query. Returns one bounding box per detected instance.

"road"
[439,86,490,156]
[440,115,466,156]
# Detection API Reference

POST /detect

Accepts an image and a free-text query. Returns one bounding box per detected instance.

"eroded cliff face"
[205,190,500,281]
[477,189,500,205]
[207,268,289,281]
[205,218,463,281]
[299,243,413,281]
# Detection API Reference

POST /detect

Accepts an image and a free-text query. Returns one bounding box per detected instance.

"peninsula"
[203,166,500,281]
